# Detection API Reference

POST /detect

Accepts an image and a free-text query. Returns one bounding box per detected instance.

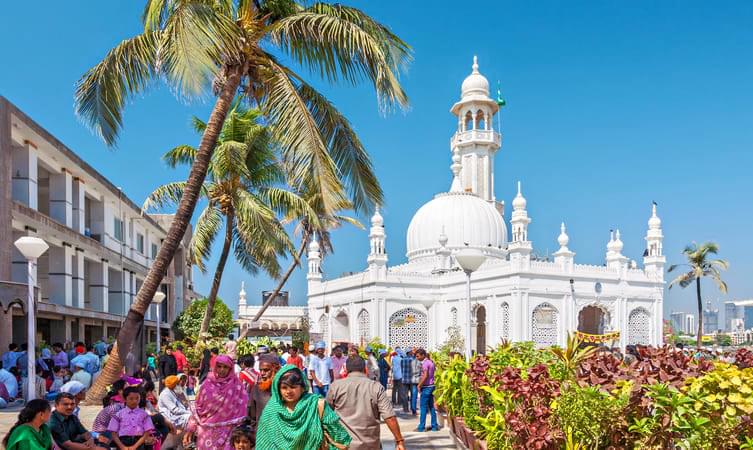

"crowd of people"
[0,337,443,450]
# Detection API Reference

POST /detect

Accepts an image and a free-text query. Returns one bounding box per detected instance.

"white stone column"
[48,245,73,306]
[49,170,73,227]
[72,178,86,234]
[89,260,109,312]
[72,248,85,308]
[11,142,38,209]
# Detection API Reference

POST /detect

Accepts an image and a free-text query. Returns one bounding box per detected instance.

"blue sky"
[2,1,752,321]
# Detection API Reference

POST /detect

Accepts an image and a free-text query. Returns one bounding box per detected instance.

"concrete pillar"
[78,321,85,343]
[48,245,73,306]
[11,142,38,209]
[89,260,109,312]
[0,99,14,352]
[72,249,85,308]
[64,317,73,342]
[72,178,85,234]
[49,170,73,227]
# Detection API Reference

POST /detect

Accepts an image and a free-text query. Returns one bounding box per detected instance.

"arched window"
[464,111,473,131]
[450,307,458,327]
[389,308,428,349]
[476,109,485,130]
[501,302,510,341]
[318,314,328,336]
[532,303,559,348]
[357,309,370,344]
[628,307,651,345]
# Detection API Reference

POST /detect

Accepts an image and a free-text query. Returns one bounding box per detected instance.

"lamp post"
[455,248,486,362]
[13,236,48,401]
[152,291,166,353]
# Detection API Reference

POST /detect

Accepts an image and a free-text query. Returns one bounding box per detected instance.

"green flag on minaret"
[496,88,506,107]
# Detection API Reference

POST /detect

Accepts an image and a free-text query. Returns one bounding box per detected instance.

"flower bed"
[435,336,753,449]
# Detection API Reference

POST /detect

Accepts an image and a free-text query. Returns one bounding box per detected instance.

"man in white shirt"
[0,366,18,399]
[309,341,333,397]
[70,362,92,389]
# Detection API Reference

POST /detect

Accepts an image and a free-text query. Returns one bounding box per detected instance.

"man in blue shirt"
[391,347,403,405]
[70,345,100,375]
[1,344,20,373]
[94,338,108,358]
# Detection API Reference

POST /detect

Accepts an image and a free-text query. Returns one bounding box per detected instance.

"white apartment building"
[0,97,199,352]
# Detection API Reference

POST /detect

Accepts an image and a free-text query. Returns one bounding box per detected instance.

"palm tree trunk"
[696,277,703,349]
[239,230,309,339]
[199,210,235,337]
[83,66,243,405]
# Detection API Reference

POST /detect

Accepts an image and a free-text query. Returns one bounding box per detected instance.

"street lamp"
[455,248,486,362]
[152,291,166,353]
[13,236,48,401]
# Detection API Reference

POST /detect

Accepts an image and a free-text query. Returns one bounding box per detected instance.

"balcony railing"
[451,130,501,147]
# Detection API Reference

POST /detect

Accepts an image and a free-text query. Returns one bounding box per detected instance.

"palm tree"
[75,0,410,402]
[668,242,729,348]
[143,101,316,337]
[241,191,362,333]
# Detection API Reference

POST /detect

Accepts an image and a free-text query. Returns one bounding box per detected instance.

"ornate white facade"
[306,58,665,352]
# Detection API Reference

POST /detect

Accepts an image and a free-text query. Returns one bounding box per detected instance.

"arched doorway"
[578,305,610,335]
[474,305,487,354]
[389,308,428,350]
[332,310,349,343]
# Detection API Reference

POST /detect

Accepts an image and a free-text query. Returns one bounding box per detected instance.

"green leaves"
[172,297,235,339]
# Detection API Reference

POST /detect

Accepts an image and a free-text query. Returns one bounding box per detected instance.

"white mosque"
[305,57,666,352]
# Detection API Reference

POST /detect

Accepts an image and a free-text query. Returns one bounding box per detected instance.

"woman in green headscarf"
[256,364,351,450]
[2,399,53,450]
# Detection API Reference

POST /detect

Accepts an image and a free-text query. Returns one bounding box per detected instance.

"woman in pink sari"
[183,355,248,449]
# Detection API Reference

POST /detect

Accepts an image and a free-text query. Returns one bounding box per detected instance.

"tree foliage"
[173,298,235,339]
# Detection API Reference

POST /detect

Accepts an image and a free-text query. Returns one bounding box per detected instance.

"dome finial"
[512,181,527,210]
[558,222,569,248]
[472,55,479,73]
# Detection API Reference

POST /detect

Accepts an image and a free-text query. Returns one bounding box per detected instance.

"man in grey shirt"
[327,356,405,450]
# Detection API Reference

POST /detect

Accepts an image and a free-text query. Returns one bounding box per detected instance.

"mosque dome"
[461,56,490,98]
[406,191,507,262]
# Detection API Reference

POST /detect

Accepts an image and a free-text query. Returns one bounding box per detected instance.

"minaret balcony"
[451,129,501,148]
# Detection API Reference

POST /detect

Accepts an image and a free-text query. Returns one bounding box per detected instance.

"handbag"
[317,399,348,450]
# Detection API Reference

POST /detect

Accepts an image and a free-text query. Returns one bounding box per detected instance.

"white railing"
[451,130,502,147]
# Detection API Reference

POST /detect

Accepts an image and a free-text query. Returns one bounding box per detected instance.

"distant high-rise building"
[703,301,719,334]
[670,312,685,334]
[744,305,753,330]
[725,301,742,332]
[684,314,696,335]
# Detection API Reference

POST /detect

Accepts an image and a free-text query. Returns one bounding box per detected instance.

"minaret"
[367,207,388,280]
[449,56,502,204]
[435,229,451,271]
[606,229,628,271]
[643,203,665,281]
[553,222,575,271]
[238,281,247,317]
[307,234,322,283]
[508,181,532,270]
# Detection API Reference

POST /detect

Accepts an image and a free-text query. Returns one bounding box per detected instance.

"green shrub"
[553,385,626,449]
[172,298,235,340]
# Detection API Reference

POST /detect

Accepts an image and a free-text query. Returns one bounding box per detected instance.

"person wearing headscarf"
[2,399,53,450]
[256,365,351,450]
[158,375,191,429]
[183,355,248,450]
[59,381,87,416]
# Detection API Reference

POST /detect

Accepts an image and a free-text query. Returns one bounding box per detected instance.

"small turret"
[643,202,666,281]
[553,222,575,271]
[307,234,322,282]
[367,207,388,280]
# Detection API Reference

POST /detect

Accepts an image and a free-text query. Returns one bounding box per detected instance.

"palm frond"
[211,141,251,180]
[668,271,694,290]
[268,5,411,111]
[142,0,175,31]
[142,180,203,212]
[163,144,197,167]
[295,80,382,214]
[189,205,222,273]
[160,2,243,97]
[191,115,207,133]
[259,58,345,215]
[259,187,320,228]
[74,32,160,146]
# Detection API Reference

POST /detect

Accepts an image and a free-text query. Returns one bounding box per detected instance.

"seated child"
[108,386,155,450]
[231,426,253,450]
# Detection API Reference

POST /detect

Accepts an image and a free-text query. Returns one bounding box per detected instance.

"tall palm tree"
[143,101,316,337]
[668,242,729,348]
[75,0,410,402]
[241,191,362,334]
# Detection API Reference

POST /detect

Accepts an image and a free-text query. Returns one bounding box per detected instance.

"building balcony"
[451,129,501,148]
[12,201,150,274]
